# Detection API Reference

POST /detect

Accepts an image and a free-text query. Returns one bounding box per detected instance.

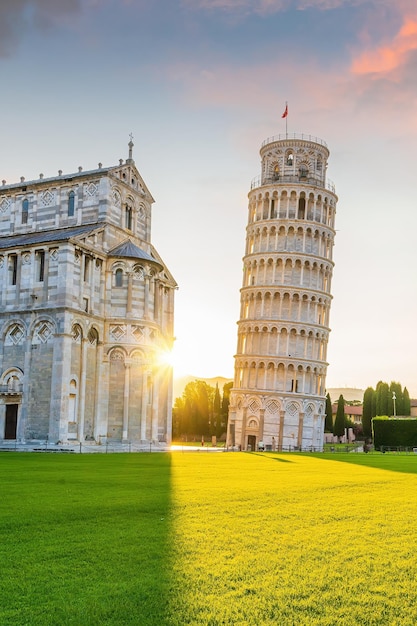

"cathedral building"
[0,141,176,446]
[227,133,337,451]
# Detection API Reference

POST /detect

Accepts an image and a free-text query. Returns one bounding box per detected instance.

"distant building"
[0,141,176,446]
[331,404,362,427]
[227,133,338,451]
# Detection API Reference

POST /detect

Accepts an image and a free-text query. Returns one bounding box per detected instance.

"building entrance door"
[247,435,256,451]
[5,404,18,439]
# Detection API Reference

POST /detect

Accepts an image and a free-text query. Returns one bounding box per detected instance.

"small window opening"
[9,254,17,285]
[22,199,29,224]
[299,165,308,179]
[35,250,45,282]
[298,197,306,220]
[115,268,123,287]
[125,206,133,230]
[68,191,75,217]
[84,256,90,282]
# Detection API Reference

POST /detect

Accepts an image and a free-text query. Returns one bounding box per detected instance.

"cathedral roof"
[0,224,102,249]
[108,240,163,269]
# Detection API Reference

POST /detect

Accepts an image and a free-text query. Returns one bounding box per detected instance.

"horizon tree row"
[172,381,233,440]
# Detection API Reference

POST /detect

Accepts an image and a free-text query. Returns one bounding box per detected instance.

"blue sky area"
[1,0,417,395]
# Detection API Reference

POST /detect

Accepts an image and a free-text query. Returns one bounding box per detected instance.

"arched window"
[115,268,123,287]
[298,196,306,219]
[68,191,75,217]
[125,205,133,230]
[299,165,308,179]
[286,150,294,166]
[22,199,29,224]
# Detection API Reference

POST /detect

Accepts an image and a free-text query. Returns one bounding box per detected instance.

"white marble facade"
[227,134,337,451]
[0,141,176,445]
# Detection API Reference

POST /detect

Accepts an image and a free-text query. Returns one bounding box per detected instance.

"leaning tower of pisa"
[227,133,337,451]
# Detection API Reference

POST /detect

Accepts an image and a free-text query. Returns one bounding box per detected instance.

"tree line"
[362,381,410,439]
[174,378,411,442]
[324,380,411,440]
[172,381,233,440]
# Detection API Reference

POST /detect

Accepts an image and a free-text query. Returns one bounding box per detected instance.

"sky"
[1,0,417,396]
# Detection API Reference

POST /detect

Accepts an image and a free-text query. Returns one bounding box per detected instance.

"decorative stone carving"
[41,190,54,206]
[86,182,98,197]
[0,197,11,213]
[5,323,25,346]
[34,321,53,344]
[110,324,126,341]
[131,325,144,342]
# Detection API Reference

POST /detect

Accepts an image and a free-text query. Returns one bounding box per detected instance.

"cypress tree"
[213,383,221,437]
[221,382,233,435]
[362,387,375,439]
[404,387,411,416]
[334,395,345,438]
[325,393,333,432]
[376,381,390,416]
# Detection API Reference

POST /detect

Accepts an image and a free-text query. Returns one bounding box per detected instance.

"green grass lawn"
[0,453,173,625]
[3,451,417,625]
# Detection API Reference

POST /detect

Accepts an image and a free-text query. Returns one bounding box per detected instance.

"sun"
[157,348,176,368]
[155,343,193,379]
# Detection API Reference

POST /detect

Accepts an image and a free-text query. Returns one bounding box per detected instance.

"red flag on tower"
[282,104,288,118]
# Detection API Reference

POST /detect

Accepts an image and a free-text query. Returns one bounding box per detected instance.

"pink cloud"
[351,16,417,75]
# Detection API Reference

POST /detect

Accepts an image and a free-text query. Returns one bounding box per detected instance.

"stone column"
[126,272,133,315]
[49,331,73,443]
[0,403,5,440]
[41,249,50,302]
[259,408,265,441]
[144,276,150,319]
[151,372,159,442]
[97,353,110,442]
[140,369,149,441]
[240,406,248,450]
[297,411,305,449]
[153,280,160,323]
[278,409,285,450]
[123,363,130,441]
[17,328,34,442]
[93,341,104,441]
[77,337,88,442]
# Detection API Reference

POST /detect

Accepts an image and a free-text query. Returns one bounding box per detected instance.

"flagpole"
[285,101,288,138]
[281,102,288,138]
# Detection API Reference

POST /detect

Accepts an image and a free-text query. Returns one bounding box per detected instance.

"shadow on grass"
[302,452,417,475]
[251,452,294,463]
[0,453,173,626]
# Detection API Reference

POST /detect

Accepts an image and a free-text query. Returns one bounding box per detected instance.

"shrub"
[373,416,417,450]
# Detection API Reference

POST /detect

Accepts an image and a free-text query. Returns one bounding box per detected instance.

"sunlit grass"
[3,452,417,625]
[166,452,417,625]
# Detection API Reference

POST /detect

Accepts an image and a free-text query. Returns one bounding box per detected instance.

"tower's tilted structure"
[227,133,337,451]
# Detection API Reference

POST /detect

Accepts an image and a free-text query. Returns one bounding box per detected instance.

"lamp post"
[392,391,397,417]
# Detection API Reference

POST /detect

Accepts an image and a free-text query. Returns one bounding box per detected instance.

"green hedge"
[373,416,417,450]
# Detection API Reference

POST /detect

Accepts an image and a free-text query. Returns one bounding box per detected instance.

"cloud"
[0,0,81,58]
[351,16,417,75]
